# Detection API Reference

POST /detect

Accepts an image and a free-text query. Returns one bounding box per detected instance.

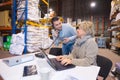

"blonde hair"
[77,21,95,36]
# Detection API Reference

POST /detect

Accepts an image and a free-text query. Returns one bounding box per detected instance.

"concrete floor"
[98,48,120,80]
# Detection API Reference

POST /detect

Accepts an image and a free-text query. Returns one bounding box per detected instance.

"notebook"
[40,49,75,71]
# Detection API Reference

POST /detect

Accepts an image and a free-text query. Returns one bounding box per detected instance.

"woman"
[56,21,98,66]
[56,20,104,80]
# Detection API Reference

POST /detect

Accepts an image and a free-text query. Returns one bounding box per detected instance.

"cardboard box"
[0,10,10,27]
[0,36,3,47]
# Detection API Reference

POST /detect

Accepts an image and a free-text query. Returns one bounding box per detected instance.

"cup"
[39,67,51,80]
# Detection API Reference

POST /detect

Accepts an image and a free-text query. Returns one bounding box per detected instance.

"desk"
[0,53,100,80]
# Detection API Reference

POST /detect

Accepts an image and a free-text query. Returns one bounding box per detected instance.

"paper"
[50,66,100,80]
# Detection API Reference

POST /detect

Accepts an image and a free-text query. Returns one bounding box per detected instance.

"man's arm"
[68,26,77,41]
[52,29,60,46]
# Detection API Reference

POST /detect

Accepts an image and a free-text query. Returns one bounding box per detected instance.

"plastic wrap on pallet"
[27,43,42,52]
[17,8,39,22]
[17,0,39,8]
[17,0,40,22]
[41,38,53,49]
[9,33,25,55]
[26,25,52,52]
[11,33,24,45]
[110,3,120,19]
[27,26,39,32]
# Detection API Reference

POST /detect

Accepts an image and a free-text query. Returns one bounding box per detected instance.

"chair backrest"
[97,55,113,80]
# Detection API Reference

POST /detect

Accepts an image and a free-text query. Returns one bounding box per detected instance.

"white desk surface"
[0,53,100,80]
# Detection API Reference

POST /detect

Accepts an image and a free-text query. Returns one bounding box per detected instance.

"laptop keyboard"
[49,58,75,71]
[50,58,63,68]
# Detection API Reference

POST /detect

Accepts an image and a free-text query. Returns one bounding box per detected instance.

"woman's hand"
[56,56,65,61]
[61,58,72,66]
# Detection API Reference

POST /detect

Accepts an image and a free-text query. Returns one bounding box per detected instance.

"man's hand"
[52,30,59,37]
[63,38,70,44]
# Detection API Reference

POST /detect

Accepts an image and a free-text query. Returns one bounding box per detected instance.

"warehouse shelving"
[12,0,28,54]
[0,0,50,53]
[0,1,12,7]
[0,1,12,34]
[109,0,120,54]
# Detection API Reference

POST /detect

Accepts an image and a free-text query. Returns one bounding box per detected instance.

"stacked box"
[0,10,10,26]
[0,36,3,47]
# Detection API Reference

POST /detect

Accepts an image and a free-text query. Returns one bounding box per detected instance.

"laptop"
[40,49,76,71]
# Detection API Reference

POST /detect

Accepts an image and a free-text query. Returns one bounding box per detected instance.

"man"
[51,16,77,55]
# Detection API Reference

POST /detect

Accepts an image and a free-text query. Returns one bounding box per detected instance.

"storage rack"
[109,0,120,54]
[12,0,28,54]
[0,1,12,36]
[0,0,50,53]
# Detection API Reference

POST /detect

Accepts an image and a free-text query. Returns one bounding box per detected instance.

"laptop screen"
[40,49,58,70]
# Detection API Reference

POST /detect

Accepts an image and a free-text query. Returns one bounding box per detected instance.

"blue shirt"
[53,23,77,55]
[54,23,77,45]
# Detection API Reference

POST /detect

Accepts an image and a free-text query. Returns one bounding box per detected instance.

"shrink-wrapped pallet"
[17,0,40,22]
[27,25,52,52]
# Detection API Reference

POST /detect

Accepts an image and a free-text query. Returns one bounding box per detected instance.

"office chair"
[97,55,113,80]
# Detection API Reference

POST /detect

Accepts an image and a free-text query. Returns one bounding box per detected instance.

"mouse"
[35,53,45,58]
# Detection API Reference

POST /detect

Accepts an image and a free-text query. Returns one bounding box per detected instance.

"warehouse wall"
[48,0,111,36]
[62,0,74,18]
[49,0,111,19]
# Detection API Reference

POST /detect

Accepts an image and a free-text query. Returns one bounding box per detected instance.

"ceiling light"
[90,2,96,8]
[49,8,53,12]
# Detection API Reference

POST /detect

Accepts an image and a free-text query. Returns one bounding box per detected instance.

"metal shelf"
[0,1,12,7]
[0,27,11,31]
[12,0,28,54]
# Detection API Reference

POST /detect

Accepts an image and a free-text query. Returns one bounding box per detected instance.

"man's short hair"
[51,16,60,28]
